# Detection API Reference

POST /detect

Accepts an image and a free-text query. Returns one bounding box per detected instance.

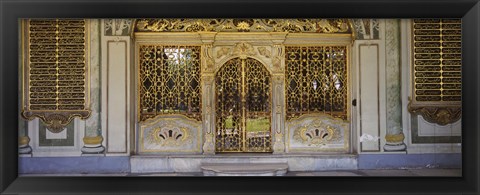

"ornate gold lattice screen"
[285,46,348,120]
[215,58,272,152]
[138,45,201,121]
[22,19,90,132]
[408,19,461,125]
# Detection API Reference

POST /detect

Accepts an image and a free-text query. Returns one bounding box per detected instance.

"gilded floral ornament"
[135,19,352,33]
[293,119,341,146]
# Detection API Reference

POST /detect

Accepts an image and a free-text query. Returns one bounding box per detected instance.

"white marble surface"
[384,19,403,137]
[130,154,358,173]
[86,19,101,137]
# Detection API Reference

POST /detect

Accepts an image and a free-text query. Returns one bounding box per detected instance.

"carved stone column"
[272,74,286,154]
[199,33,217,154]
[384,19,406,151]
[270,38,287,153]
[202,74,216,155]
[82,19,109,155]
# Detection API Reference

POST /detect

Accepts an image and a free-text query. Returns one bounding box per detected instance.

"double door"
[215,57,272,152]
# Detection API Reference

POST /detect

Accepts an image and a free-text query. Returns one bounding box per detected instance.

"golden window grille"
[21,19,90,133]
[285,46,348,121]
[138,45,201,121]
[215,58,272,152]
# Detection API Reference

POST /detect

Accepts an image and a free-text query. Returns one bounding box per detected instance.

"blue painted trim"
[19,156,130,174]
[358,153,462,169]
[18,154,462,174]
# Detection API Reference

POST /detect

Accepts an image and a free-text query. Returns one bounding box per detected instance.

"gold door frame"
[215,57,272,152]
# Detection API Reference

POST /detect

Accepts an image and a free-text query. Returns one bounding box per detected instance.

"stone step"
[130,154,358,173]
[200,163,288,176]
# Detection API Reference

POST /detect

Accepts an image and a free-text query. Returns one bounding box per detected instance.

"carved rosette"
[408,103,461,126]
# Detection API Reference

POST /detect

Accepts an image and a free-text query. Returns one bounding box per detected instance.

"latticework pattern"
[285,46,348,120]
[139,45,201,121]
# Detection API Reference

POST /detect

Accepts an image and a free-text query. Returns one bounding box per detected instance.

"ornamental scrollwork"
[135,19,352,33]
[408,101,461,126]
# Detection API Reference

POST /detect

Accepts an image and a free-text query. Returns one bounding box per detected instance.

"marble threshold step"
[201,163,289,176]
[130,154,358,173]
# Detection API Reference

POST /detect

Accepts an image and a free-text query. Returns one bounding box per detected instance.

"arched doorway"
[215,57,272,152]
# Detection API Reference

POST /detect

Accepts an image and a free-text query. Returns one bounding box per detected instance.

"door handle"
[352,99,357,106]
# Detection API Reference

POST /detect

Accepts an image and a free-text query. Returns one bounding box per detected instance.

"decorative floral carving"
[257,47,271,58]
[203,44,215,71]
[232,42,256,57]
[147,125,189,146]
[271,44,284,71]
[105,19,133,36]
[293,119,341,146]
[135,19,352,33]
[216,47,231,59]
[139,115,202,153]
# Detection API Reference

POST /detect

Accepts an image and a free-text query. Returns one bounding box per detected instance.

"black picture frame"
[1,0,479,194]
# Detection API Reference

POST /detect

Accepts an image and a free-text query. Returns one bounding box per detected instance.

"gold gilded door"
[215,57,272,152]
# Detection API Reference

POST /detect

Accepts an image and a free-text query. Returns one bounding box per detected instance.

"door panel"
[215,57,272,152]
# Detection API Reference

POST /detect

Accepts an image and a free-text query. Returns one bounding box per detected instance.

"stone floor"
[20,168,461,177]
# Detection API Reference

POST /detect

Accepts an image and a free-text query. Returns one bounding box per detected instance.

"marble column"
[384,19,406,151]
[82,19,105,155]
[201,75,215,155]
[271,41,286,154]
[199,34,217,154]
